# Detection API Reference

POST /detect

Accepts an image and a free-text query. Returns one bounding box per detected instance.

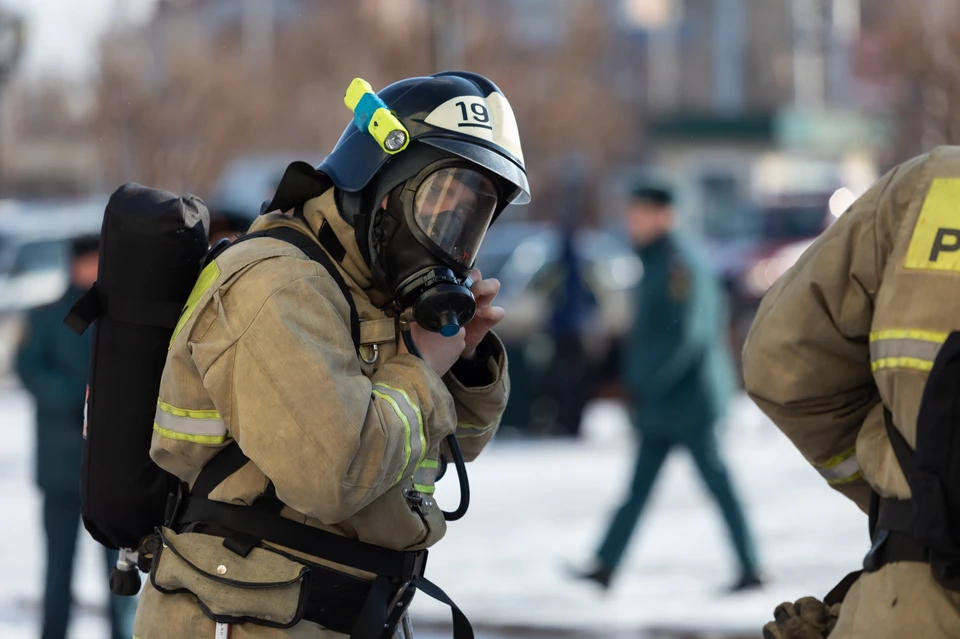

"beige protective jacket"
[134,187,509,638]
[743,146,960,638]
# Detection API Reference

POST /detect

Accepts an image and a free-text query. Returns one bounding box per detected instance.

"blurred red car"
[708,193,839,375]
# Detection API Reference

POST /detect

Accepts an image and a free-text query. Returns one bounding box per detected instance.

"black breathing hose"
[400,325,470,521]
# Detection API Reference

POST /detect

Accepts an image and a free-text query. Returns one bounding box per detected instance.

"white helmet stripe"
[424,92,524,165]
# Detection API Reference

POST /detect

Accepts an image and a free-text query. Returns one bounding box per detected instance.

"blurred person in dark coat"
[542,182,598,436]
[16,235,136,639]
[574,176,763,591]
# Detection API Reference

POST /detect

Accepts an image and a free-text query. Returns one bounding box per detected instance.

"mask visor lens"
[413,167,498,267]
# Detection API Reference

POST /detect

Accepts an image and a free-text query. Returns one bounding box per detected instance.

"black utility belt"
[165,494,473,639]
[182,521,412,635]
[169,494,428,580]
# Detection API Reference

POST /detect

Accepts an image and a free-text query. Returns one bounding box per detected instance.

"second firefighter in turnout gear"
[134,72,529,638]
[745,146,960,638]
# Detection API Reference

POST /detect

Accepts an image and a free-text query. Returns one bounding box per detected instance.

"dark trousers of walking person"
[597,429,759,579]
[42,492,136,639]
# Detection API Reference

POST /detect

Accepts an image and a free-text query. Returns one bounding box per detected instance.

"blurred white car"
[476,221,642,349]
[0,199,105,377]
[0,199,105,315]
[473,221,641,434]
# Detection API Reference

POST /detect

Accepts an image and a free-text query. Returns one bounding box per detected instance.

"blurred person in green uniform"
[16,235,136,639]
[575,176,763,592]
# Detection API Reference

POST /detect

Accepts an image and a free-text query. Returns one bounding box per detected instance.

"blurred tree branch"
[465,0,641,219]
[95,0,432,196]
[9,76,91,141]
[883,3,960,156]
[93,0,641,216]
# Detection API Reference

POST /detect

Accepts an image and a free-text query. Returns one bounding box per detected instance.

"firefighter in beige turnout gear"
[744,146,960,638]
[134,73,530,638]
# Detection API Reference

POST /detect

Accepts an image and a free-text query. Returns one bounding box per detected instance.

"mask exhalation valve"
[438,310,461,337]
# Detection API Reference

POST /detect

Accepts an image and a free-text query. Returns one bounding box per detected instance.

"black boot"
[728,570,765,592]
[570,564,613,590]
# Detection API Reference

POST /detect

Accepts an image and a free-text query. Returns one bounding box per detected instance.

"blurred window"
[0,234,12,272]
[704,197,826,243]
[529,260,563,296]
[10,240,68,277]
[482,227,640,305]
[702,174,753,240]
[527,232,640,299]
[621,0,675,29]
[577,232,641,292]
[760,204,826,240]
[510,0,567,49]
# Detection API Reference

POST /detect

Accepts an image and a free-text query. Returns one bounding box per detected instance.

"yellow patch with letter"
[904,178,960,271]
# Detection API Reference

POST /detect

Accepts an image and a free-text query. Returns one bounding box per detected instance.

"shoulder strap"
[231,225,360,353]
[884,331,960,488]
[884,409,916,480]
[64,283,189,335]
[191,441,250,498]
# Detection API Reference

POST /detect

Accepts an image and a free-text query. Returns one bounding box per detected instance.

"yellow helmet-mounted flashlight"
[344,78,410,155]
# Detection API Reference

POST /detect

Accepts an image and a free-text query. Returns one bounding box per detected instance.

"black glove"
[762,596,841,639]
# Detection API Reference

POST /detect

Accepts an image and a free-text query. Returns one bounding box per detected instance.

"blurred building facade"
[129,0,889,223]
[0,0,945,211]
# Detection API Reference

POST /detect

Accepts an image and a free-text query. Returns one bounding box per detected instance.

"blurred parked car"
[475,220,642,435]
[706,194,832,374]
[0,199,105,376]
[210,153,324,223]
[0,200,105,315]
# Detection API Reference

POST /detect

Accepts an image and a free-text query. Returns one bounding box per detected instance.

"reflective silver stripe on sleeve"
[814,448,861,485]
[869,339,942,363]
[869,330,948,372]
[413,459,439,489]
[153,407,228,444]
[372,383,425,483]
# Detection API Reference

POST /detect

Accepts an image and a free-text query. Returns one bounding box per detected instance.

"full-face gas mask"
[367,160,499,335]
[316,72,530,332]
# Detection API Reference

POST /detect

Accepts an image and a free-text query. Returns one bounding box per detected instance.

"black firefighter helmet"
[264,71,530,333]
[323,71,529,213]
[265,71,529,231]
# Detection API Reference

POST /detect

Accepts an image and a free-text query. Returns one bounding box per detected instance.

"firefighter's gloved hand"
[762,597,841,639]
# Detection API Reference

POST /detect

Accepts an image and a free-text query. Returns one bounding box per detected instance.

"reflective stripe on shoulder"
[869,329,947,373]
[154,398,229,444]
[814,447,862,485]
[372,383,425,485]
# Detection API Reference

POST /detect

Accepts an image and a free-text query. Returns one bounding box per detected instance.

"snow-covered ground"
[0,385,867,638]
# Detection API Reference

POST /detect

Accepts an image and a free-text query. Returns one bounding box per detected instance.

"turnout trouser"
[596,428,759,576]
